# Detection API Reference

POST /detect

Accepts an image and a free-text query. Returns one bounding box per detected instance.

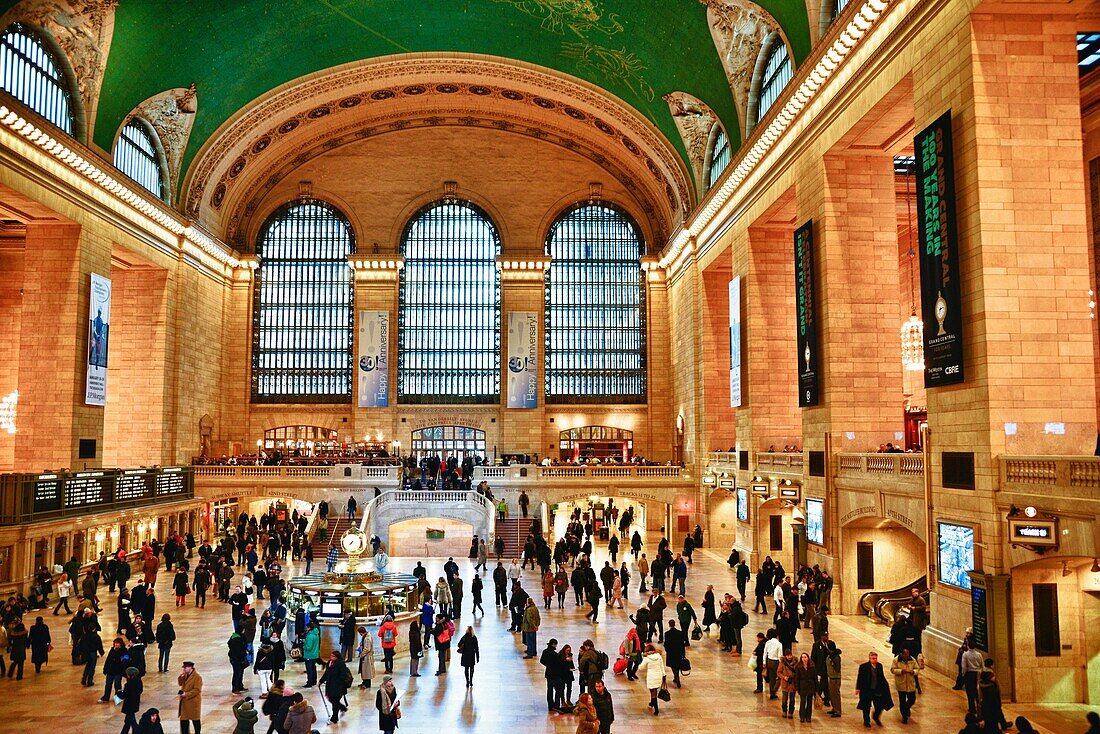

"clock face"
[935,296,947,320]
[341,530,365,555]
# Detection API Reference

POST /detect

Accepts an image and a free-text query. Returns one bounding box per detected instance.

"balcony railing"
[836,453,924,480]
[0,466,194,525]
[756,452,805,473]
[1001,455,1100,493]
[192,464,689,483]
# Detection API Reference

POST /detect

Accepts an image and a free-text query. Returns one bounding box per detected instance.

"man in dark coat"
[318,650,351,724]
[591,677,615,734]
[855,651,894,727]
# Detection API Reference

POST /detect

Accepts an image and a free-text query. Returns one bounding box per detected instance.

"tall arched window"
[754,35,793,125]
[545,203,646,403]
[0,23,77,134]
[398,200,501,403]
[706,125,731,190]
[113,119,168,201]
[251,199,355,403]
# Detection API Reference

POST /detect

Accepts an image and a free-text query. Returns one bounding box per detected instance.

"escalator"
[857,576,928,625]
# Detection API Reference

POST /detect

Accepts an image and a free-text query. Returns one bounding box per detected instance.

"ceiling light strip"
[659,0,890,269]
[0,104,240,269]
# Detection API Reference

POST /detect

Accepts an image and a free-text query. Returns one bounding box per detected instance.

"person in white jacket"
[434,578,454,617]
[636,643,668,715]
[53,573,73,615]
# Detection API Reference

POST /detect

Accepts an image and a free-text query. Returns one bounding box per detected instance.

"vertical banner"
[915,110,964,387]
[507,311,539,409]
[729,276,742,407]
[85,273,111,406]
[357,310,389,407]
[794,220,819,406]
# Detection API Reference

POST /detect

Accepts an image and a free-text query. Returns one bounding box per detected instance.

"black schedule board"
[915,111,964,387]
[794,220,819,406]
[971,584,989,652]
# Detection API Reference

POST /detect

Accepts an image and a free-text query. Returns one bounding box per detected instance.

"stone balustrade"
[193,463,690,484]
[837,452,925,478]
[1000,456,1100,498]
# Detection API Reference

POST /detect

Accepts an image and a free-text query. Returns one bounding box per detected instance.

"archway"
[1008,555,1100,704]
[839,515,925,616]
[388,517,474,559]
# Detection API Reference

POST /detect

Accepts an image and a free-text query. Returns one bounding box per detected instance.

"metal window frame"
[250,199,356,404]
[113,118,168,201]
[758,40,792,119]
[544,202,647,404]
[707,127,731,189]
[0,22,74,134]
[397,200,502,404]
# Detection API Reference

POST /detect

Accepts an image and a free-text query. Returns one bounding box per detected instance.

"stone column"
[15,220,110,471]
[913,5,1095,686]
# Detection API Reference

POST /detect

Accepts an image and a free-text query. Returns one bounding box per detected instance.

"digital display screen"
[806,498,824,545]
[938,522,975,589]
[737,488,748,523]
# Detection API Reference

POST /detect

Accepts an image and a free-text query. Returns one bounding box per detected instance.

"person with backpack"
[620,627,642,681]
[729,599,749,655]
[318,650,352,724]
[377,614,399,673]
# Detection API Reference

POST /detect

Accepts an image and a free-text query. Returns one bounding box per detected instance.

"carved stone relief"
[0,0,117,140]
[129,85,197,200]
[697,0,778,139]
[663,91,720,193]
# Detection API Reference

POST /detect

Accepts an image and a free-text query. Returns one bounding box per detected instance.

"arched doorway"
[558,426,633,462]
[388,517,474,558]
[839,515,925,616]
[1008,555,1100,704]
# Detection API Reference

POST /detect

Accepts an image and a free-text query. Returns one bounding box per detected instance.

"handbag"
[657,687,671,702]
[680,657,691,674]
[749,657,759,671]
[690,625,702,641]
[394,703,402,720]
[112,693,123,706]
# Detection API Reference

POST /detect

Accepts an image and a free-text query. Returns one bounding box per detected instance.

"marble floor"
[1,541,1091,733]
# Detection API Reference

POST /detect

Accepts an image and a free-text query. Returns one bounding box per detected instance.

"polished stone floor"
[2,540,1090,733]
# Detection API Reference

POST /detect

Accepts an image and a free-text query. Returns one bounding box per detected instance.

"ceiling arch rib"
[182,55,694,249]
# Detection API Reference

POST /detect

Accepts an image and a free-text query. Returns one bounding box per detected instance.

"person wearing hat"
[178,661,203,733]
[232,697,260,734]
[120,666,144,734]
[135,707,164,734]
[376,675,399,734]
[825,641,843,717]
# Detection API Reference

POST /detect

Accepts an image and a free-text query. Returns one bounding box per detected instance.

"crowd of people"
[0,492,1092,734]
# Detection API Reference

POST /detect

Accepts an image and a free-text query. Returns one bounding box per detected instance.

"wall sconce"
[95,530,105,543]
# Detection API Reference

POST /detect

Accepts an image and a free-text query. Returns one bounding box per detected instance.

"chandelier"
[0,390,17,434]
[899,161,924,372]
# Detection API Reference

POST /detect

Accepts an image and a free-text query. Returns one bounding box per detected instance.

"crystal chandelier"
[900,161,924,372]
[0,390,17,434]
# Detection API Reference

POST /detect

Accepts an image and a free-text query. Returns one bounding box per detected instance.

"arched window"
[410,425,486,461]
[251,199,355,403]
[113,119,168,201]
[398,200,501,403]
[545,203,646,403]
[754,36,793,125]
[706,125,731,190]
[0,23,77,134]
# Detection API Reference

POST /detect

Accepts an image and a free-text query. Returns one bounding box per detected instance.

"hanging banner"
[357,310,389,407]
[729,276,742,407]
[794,220,819,406]
[915,110,964,387]
[507,311,539,409]
[85,273,111,406]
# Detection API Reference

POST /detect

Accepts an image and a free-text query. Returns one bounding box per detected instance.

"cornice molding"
[181,54,694,247]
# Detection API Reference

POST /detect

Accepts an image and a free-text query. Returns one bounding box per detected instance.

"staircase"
[319,515,360,559]
[495,517,535,558]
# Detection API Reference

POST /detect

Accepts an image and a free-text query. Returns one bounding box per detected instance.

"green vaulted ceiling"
[5,0,811,184]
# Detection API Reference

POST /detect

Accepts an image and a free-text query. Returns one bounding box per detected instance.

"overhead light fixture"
[899,160,925,372]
